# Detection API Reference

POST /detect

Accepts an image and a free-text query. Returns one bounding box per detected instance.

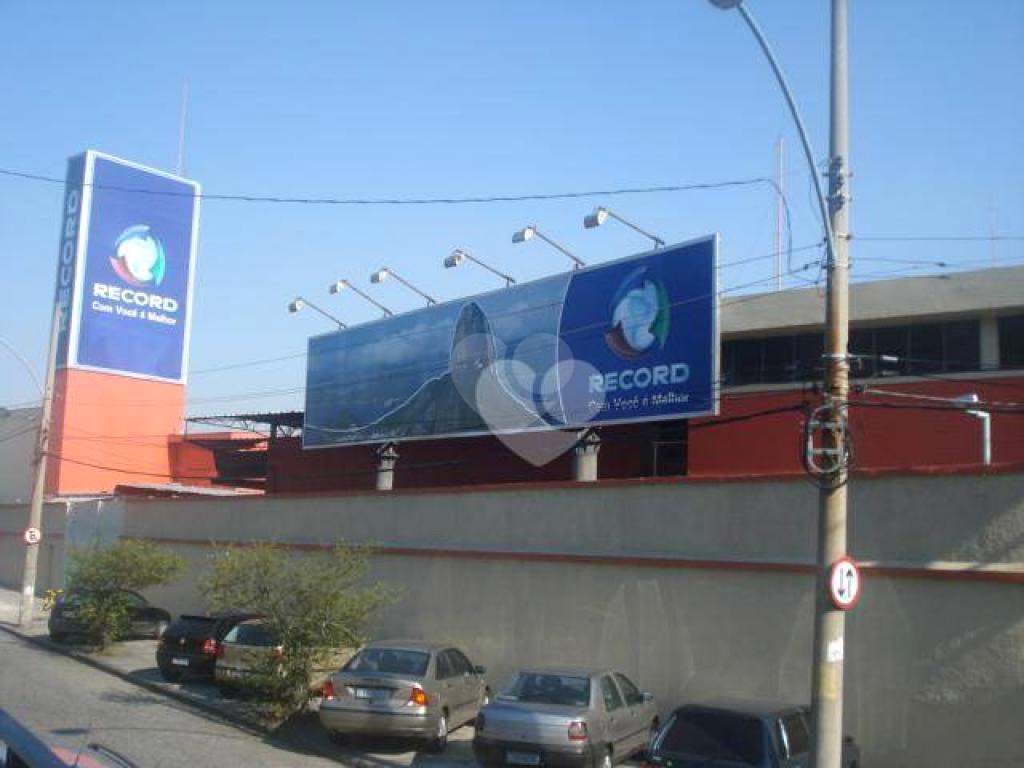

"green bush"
[65,539,185,648]
[202,541,397,717]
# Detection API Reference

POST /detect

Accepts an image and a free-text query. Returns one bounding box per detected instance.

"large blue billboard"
[53,151,201,383]
[303,236,718,448]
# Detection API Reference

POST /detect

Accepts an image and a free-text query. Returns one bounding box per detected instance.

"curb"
[0,621,271,737]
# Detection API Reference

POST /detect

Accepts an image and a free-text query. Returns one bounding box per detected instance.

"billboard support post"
[19,303,61,629]
[573,429,601,482]
[376,443,399,491]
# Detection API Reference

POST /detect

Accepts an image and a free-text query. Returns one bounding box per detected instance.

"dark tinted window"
[999,313,1024,369]
[601,676,624,711]
[344,648,430,676]
[436,651,455,679]
[225,623,277,646]
[655,709,765,766]
[448,649,473,675]
[614,673,643,706]
[782,714,810,756]
[506,673,590,707]
[165,616,218,639]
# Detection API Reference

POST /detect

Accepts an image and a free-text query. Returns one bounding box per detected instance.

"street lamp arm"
[735,4,838,271]
[0,336,44,397]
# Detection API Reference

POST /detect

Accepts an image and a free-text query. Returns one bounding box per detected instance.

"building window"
[723,318,982,386]
[999,313,1024,369]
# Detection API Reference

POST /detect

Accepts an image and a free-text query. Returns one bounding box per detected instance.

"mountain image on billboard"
[303,236,717,448]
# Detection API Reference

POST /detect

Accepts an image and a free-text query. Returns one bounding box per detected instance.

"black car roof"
[673,699,807,719]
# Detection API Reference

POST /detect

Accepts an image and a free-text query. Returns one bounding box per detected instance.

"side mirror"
[642,692,654,702]
[474,665,487,675]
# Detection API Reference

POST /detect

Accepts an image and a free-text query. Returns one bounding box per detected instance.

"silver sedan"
[318,640,489,752]
[473,668,659,768]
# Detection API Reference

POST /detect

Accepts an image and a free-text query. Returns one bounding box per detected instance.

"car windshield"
[655,710,765,766]
[503,673,591,707]
[344,648,430,676]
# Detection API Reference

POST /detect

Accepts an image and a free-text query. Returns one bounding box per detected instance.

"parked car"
[319,640,489,752]
[155,613,258,682]
[473,668,658,768]
[47,588,171,643]
[646,700,860,768]
[214,619,353,696]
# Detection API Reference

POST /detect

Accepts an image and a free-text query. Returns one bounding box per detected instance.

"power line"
[0,166,790,206]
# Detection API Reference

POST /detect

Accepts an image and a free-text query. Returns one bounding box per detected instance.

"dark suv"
[155,613,258,682]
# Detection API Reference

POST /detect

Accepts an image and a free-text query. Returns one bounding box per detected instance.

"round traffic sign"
[23,526,42,545]
[828,556,861,610]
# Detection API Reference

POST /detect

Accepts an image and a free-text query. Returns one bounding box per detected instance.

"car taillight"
[201,639,218,655]
[568,721,588,741]
[322,680,336,700]
[408,686,429,706]
[475,713,486,732]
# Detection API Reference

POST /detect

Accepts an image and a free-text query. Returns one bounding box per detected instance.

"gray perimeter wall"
[2,471,1022,768]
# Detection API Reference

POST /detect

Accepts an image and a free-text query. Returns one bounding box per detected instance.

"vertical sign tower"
[47,151,201,494]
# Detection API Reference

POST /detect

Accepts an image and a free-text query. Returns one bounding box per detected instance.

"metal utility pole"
[19,304,62,628]
[809,0,852,766]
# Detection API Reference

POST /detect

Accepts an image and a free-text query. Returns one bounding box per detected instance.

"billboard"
[52,150,201,383]
[303,236,718,448]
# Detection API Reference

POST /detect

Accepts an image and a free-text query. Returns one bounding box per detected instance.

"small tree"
[202,541,395,717]
[65,538,185,648]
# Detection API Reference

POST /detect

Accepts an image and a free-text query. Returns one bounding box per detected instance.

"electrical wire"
[0,167,793,207]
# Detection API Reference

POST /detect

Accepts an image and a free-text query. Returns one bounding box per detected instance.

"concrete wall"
[0,407,39,504]
[1,472,1021,767]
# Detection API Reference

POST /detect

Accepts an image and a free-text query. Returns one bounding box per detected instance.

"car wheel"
[159,665,183,683]
[428,712,448,753]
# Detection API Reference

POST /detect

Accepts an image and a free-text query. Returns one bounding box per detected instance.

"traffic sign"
[23,527,42,546]
[828,556,861,610]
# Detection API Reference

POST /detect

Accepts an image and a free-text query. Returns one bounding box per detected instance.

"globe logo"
[110,225,166,287]
[604,266,671,360]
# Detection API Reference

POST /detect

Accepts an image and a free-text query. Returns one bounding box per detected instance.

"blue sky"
[1,1,1021,418]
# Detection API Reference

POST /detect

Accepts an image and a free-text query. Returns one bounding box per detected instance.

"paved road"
[0,628,477,768]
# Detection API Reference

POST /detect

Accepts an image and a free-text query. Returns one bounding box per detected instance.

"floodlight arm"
[517,226,585,270]
[372,268,438,305]
[450,249,517,286]
[586,207,665,248]
[288,297,347,328]
[330,279,394,316]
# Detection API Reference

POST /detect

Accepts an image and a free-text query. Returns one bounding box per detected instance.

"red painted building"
[188,264,1024,493]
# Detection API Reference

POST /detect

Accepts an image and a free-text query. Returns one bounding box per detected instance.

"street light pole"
[709,3,852,767]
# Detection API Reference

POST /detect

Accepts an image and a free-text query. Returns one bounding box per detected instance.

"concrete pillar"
[573,429,601,482]
[980,314,1000,371]
[376,443,399,491]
